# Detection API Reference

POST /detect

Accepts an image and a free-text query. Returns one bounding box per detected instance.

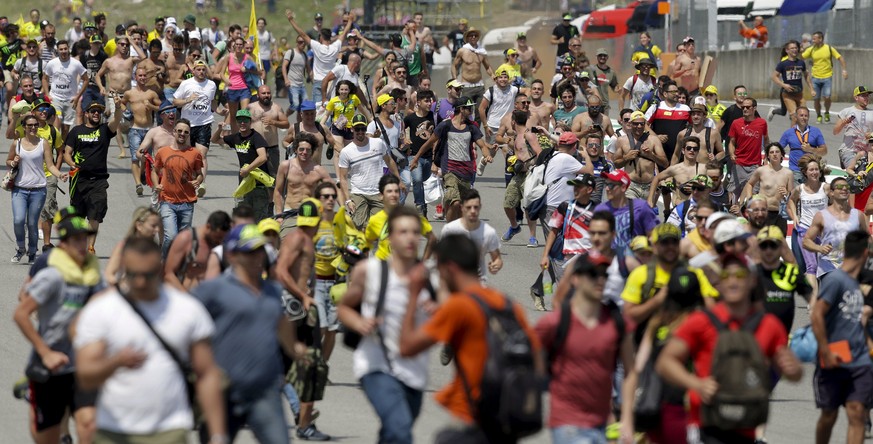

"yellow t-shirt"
[325,95,361,129]
[15,123,63,177]
[365,209,433,260]
[20,22,41,42]
[314,219,339,277]
[103,38,117,58]
[147,30,162,43]
[706,103,726,122]
[496,63,522,80]
[621,263,719,305]
[801,44,841,80]
[631,45,662,76]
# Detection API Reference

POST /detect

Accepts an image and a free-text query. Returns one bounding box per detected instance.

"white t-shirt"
[256,29,274,60]
[74,285,214,434]
[838,106,873,153]
[352,258,431,390]
[173,77,217,126]
[310,39,343,82]
[366,119,401,150]
[440,219,501,281]
[338,138,389,195]
[543,152,584,207]
[44,57,87,102]
[622,75,655,110]
[14,57,43,90]
[483,85,519,129]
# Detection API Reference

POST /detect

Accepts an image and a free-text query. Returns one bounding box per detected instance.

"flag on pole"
[246,0,262,70]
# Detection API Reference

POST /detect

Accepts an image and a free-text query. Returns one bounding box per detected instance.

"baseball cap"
[193,59,208,68]
[666,266,703,309]
[115,24,125,34]
[297,198,322,227]
[236,109,252,119]
[630,235,652,252]
[257,218,281,235]
[53,206,79,224]
[559,54,575,66]
[224,224,267,253]
[682,36,695,44]
[300,100,316,111]
[567,173,595,187]
[314,13,324,20]
[158,100,176,113]
[636,58,655,68]
[84,21,97,30]
[457,96,475,108]
[166,17,177,28]
[562,13,573,20]
[693,96,706,106]
[689,174,713,188]
[459,18,469,25]
[630,111,646,121]
[602,169,631,188]
[505,48,519,56]
[446,79,462,88]
[705,212,733,230]
[30,98,50,110]
[377,94,394,106]
[89,35,103,43]
[351,114,368,127]
[189,30,201,40]
[651,223,681,243]
[704,85,719,96]
[596,48,608,56]
[690,103,707,113]
[210,17,220,24]
[558,132,579,145]
[86,102,106,111]
[756,225,784,244]
[578,71,590,79]
[517,32,527,39]
[184,14,196,25]
[855,86,872,97]
[713,219,752,245]
[57,216,97,240]
[571,252,611,275]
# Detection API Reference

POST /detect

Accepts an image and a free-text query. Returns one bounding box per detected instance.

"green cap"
[89,35,103,43]
[457,96,475,108]
[236,109,252,119]
[562,13,573,20]
[183,14,196,25]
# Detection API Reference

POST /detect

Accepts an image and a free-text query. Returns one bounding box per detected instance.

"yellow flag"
[14,14,25,28]
[246,0,262,70]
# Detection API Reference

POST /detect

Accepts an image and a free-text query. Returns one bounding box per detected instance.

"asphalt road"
[0,95,859,443]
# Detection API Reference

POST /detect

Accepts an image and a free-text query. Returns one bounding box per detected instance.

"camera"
[591,124,602,132]
[531,127,542,134]
[281,291,306,322]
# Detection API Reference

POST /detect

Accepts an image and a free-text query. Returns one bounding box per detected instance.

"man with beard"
[612,111,667,200]
[571,95,614,140]
[675,103,723,164]
[745,195,795,264]
[248,84,289,211]
[645,80,691,166]
[42,39,88,138]
[740,143,794,234]
[121,68,161,196]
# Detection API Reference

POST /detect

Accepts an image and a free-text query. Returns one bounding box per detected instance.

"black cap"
[567,173,596,187]
[315,12,324,20]
[666,266,703,310]
[115,24,125,34]
[57,217,97,240]
[351,114,368,127]
[53,206,79,224]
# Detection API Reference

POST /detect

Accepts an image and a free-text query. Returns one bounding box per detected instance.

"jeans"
[160,201,194,257]
[312,82,323,105]
[287,85,307,113]
[551,426,607,444]
[360,371,424,444]
[199,386,288,444]
[191,123,212,149]
[282,383,301,416]
[409,155,432,209]
[12,187,46,255]
[399,165,412,205]
[812,77,832,98]
[127,127,148,161]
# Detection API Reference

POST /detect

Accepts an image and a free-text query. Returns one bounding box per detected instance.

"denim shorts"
[812,77,832,98]
[225,88,252,103]
[127,128,148,162]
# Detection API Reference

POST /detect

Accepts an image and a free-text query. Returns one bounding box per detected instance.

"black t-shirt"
[66,123,116,180]
[223,130,269,181]
[448,28,466,57]
[80,49,108,89]
[551,23,579,56]
[758,262,812,332]
[403,111,436,158]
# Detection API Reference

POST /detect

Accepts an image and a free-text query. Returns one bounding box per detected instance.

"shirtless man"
[675,103,724,164]
[740,142,794,234]
[274,133,335,238]
[647,136,707,209]
[495,95,541,160]
[672,36,701,96]
[163,210,232,291]
[612,111,667,200]
[164,36,187,98]
[571,95,615,140]
[413,12,439,72]
[450,28,493,114]
[121,68,161,195]
[137,39,168,99]
[528,79,555,129]
[375,61,414,102]
[283,100,343,166]
[248,84,290,211]
[515,32,541,83]
[96,35,144,156]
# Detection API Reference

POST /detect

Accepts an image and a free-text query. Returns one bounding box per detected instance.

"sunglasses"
[630,122,645,126]
[759,241,780,250]
[693,215,709,221]
[37,106,52,112]
[833,184,850,190]
[664,89,679,94]
[587,143,601,147]
[622,118,630,123]
[691,185,708,192]
[24,123,39,128]
[297,40,304,44]
[518,101,530,105]
[685,145,700,152]
[318,193,337,199]
[605,182,623,189]
[125,270,162,280]
[741,105,754,110]
[118,43,129,47]
[175,129,190,135]
[720,269,750,279]
[87,109,103,114]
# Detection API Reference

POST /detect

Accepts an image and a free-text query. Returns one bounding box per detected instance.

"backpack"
[548,296,624,374]
[522,150,561,220]
[484,85,495,117]
[701,310,771,430]
[15,56,43,88]
[683,126,712,154]
[457,292,543,440]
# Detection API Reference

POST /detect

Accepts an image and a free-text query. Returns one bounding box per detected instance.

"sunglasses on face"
[741,105,754,110]
[691,185,708,192]
[685,145,700,152]
[319,193,337,199]
[518,101,530,105]
[760,241,780,250]
[24,123,39,128]
[622,118,630,122]
[587,143,601,148]
[87,109,102,114]
[297,40,304,44]
[126,270,162,281]
[693,214,709,221]
[833,184,850,190]
[175,129,190,135]
[720,268,749,279]
[630,122,645,126]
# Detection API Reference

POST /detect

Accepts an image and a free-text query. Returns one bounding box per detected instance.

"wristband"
[345,199,352,206]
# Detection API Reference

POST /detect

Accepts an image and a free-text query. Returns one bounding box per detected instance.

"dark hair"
[335,79,357,97]
[390,88,406,99]
[660,79,676,91]
[590,210,615,232]
[733,85,747,93]
[228,24,242,34]
[743,97,758,107]
[558,84,576,98]
[149,39,162,50]
[619,108,633,118]
[175,118,192,129]
[173,35,185,46]
[232,204,255,221]
[531,79,544,87]
[657,75,672,85]
[696,199,717,212]
[677,86,689,98]
[320,29,332,41]
[845,230,870,259]
[387,205,422,235]
[206,211,232,232]
[257,17,267,26]
[122,236,162,256]
[379,174,401,194]
[435,234,480,275]
[155,16,165,24]
[416,90,435,102]
[390,33,403,47]
[312,181,337,198]
[765,142,784,157]
[681,136,701,152]
[813,31,824,39]
[21,114,39,126]
[294,132,318,152]
[512,110,529,126]
[460,188,480,204]
[56,39,69,48]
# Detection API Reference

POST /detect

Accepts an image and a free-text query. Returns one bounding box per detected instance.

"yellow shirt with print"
[365,209,433,260]
[706,103,726,122]
[15,123,63,177]
[801,44,841,80]
[325,94,361,128]
[631,45,662,76]
[148,30,161,43]
[621,263,719,305]
[314,219,339,277]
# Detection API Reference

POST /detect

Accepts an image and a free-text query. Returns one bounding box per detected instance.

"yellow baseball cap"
[257,218,281,235]
[377,94,394,107]
[756,225,784,243]
[704,85,719,96]
[297,198,322,228]
[505,48,519,56]
[630,235,652,252]
[630,111,646,121]
[651,224,681,243]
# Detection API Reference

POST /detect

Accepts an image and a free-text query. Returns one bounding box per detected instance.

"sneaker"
[197,184,206,198]
[38,230,43,240]
[11,250,24,263]
[42,243,55,253]
[297,423,331,441]
[533,294,546,311]
[767,107,776,122]
[27,254,35,264]
[136,184,144,196]
[502,225,521,241]
[825,112,831,123]
[476,156,487,176]
[440,344,454,366]
[12,377,29,400]
[434,204,444,220]
[527,236,538,248]
[294,409,320,425]
[816,115,822,124]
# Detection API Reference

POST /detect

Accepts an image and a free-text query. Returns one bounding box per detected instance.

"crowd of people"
[2,5,873,444]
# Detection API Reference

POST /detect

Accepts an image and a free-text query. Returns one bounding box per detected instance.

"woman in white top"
[6,114,67,263]
[787,153,830,303]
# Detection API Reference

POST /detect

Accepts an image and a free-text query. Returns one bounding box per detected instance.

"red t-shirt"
[534,305,634,428]
[673,303,788,436]
[728,117,768,166]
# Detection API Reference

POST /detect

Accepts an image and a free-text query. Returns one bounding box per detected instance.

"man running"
[441,188,503,283]
[671,36,701,96]
[164,210,232,291]
[612,111,667,200]
[802,31,849,124]
[450,28,493,111]
[728,97,769,199]
[834,86,873,169]
[739,143,794,233]
[274,133,334,237]
[248,84,290,208]
[95,35,144,156]
[172,59,217,197]
[121,68,161,196]
[42,39,88,138]
[770,40,813,125]
[803,177,868,277]
[676,103,724,164]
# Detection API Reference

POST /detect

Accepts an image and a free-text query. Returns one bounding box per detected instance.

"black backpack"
[457,292,543,440]
[701,310,771,430]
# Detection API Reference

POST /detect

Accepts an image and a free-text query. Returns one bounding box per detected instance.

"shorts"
[51,97,75,126]
[486,125,499,145]
[94,428,188,444]
[349,193,383,230]
[279,210,298,239]
[814,365,873,410]
[314,277,339,331]
[626,180,650,200]
[128,128,149,162]
[81,87,104,111]
[70,177,109,223]
[330,125,353,140]
[30,373,98,431]
[2,69,13,86]
[733,164,758,195]
[503,171,526,208]
[443,172,472,207]
[792,169,804,186]
[765,210,787,236]
[40,174,59,221]
[190,124,212,149]
[812,77,832,99]
[163,87,176,102]
[839,147,857,169]
[795,227,818,275]
[237,186,270,222]
[225,88,251,103]
[266,145,280,181]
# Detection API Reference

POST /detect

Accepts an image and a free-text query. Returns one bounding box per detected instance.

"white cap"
[188,30,201,40]
[713,219,752,245]
[705,212,733,230]
[166,17,177,30]
[693,96,706,106]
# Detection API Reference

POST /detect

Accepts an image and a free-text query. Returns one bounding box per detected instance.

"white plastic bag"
[424,175,443,204]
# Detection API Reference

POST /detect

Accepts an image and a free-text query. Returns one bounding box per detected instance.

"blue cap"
[158,100,175,113]
[300,100,316,111]
[224,224,267,253]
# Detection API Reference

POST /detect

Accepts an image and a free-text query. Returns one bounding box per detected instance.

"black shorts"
[70,177,109,223]
[814,365,873,410]
[30,373,97,431]
[765,210,788,236]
